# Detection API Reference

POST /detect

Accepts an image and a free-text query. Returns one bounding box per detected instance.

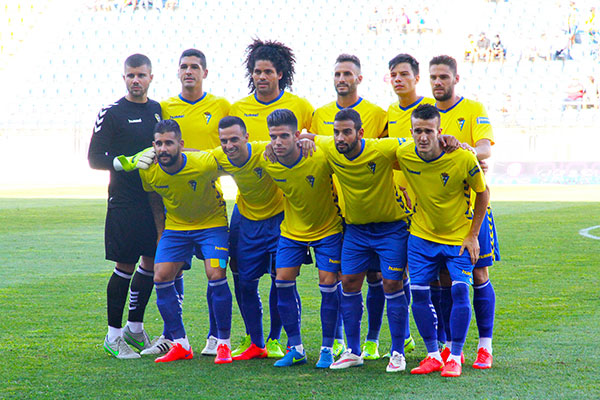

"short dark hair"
[179,48,207,69]
[335,54,361,71]
[388,53,419,75]
[154,119,182,140]
[429,55,457,76]
[218,116,247,133]
[245,38,296,92]
[334,108,362,130]
[267,109,298,132]
[124,53,152,70]
[411,103,440,121]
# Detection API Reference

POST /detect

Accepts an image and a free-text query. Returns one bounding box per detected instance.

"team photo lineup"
[88,38,500,377]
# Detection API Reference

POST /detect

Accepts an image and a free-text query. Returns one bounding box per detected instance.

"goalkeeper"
[88,53,164,360]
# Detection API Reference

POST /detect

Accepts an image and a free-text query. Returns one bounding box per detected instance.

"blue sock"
[207,284,217,338]
[411,286,438,353]
[276,280,302,347]
[450,283,472,356]
[240,278,264,348]
[403,277,411,340]
[319,283,339,348]
[430,286,446,344]
[267,275,282,341]
[473,279,495,340]
[162,274,184,340]
[232,272,248,335]
[209,278,232,340]
[385,289,408,355]
[341,290,363,355]
[440,286,453,343]
[334,282,344,341]
[294,283,302,326]
[366,280,384,342]
[155,280,186,340]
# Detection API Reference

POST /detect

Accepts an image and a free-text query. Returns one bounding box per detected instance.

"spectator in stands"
[563,78,585,110]
[489,34,506,62]
[464,34,477,63]
[583,75,599,109]
[475,32,491,62]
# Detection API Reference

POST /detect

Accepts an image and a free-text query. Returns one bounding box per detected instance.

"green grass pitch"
[0,199,598,399]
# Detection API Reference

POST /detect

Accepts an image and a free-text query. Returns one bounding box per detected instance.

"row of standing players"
[88,39,499,377]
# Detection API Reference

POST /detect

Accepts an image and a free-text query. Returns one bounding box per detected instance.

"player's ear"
[203,69,208,79]
[415,74,420,84]
[454,74,460,84]
[358,127,364,139]
[149,73,154,83]
[357,74,363,84]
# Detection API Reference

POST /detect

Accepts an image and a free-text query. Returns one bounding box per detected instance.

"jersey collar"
[345,138,365,161]
[254,90,284,105]
[398,96,423,111]
[178,92,207,105]
[436,97,464,113]
[160,153,187,175]
[336,97,363,110]
[279,149,303,169]
[228,143,252,168]
[415,147,445,163]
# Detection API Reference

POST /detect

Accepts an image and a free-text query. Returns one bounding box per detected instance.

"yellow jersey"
[161,93,231,151]
[229,91,313,141]
[211,142,284,221]
[140,152,227,231]
[396,145,487,245]
[262,150,342,242]
[314,135,412,225]
[311,98,388,138]
[437,97,494,147]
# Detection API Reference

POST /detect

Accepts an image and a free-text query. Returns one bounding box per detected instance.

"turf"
[0,199,598,399]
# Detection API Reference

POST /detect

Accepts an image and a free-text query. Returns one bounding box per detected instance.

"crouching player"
[396,104,489,377]
[124,119,234,364]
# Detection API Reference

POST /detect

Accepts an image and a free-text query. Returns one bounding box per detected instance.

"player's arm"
[88,109,118,170]
[474,138,492,161]
[439,134,460,152]
[460,185,490,265]
[148,191,165,242]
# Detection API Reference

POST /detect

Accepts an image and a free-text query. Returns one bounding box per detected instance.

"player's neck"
[180,86,204,103]
[344,139,363,160]
[256,89,281,104]
[398,92,420,108]
[435,95,461,111]
[337,93,360,108]
[229,146,250,165]
[125,94,148,104]
[279,147,301,166]
[162,154,184,174]
[417,145,442,161]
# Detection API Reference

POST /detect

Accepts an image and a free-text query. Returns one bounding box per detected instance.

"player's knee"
[341,274,363,292]
[473,267,489,285]
[366,270,382,283]
[382,278,403,293]
[115,262,136,274]
[318,271,338,286]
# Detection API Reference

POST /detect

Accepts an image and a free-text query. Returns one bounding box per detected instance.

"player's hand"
[298,138,316,157]
[460,142,477,155]
[439,135,460,152]
[398,185,412,210]
[263,142,278,163]
[459,233,480,265]
[479,159,489,174]
[114,147,156,172]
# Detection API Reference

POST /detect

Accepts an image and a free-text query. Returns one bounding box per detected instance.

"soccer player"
[303,109,414,373]
[134,119,233,364]
[88,53,162,359]
[160,48,231,356]
[429,55,499,369]
[263,109,343,368]
[397,104,489,377]
[387,53,439,351]
[230,39,313,141]
[211,116,286,360]
[310,54,388,360]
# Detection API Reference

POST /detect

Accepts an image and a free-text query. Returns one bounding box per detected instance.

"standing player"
[211,116,286,360]
[88,53,162,359]
[429,55,499,369]
[230,39,313,141]
[263,109,343,368]
[134,119,233,364]
[387,53,439,351]
[397,104,489,377]
[160,48,231,356]
[311,54,388,360]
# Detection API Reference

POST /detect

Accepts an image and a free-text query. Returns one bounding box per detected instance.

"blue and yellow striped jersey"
[140,152,227,230]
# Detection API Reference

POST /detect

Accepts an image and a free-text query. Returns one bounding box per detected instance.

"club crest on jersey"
[253,167,264,179]
[155,113,161,122]
[457,118,465,131]
[188,180,197,191]
[367,162,376,174]
[440,172,449,186]
[306,175,315,187]
[204,112,212,124]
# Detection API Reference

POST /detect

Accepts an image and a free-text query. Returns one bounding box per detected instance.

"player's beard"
[433,87,453,102]
[158,151,179,167]
[335,137,359,154]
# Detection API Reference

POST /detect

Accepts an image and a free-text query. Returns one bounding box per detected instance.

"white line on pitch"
[579,225,600,240]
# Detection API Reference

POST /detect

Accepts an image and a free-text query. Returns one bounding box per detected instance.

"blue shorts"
[407,235,474,285]
[342,220,408,281]
[475,206,501,268]
[230,205,283,280]
[155,227,229,268]
[342,218,379,272]
[276,233,342,273]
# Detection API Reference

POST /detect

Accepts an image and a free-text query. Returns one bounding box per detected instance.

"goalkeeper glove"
[113,147,156,172]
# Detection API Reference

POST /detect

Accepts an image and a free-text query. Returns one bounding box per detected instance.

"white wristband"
[113,157,124,171]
